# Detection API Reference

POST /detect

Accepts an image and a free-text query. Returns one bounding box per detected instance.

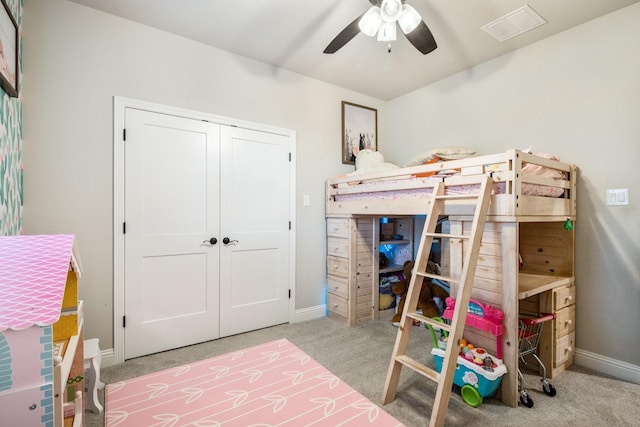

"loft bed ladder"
[381,175,494,427]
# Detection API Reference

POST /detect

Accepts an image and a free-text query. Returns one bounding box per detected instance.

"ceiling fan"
[324,0,437,54]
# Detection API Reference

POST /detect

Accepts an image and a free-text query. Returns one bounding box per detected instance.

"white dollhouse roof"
[0,234,81,332]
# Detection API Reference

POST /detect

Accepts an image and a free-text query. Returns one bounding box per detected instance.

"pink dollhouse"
[0,234,84,426]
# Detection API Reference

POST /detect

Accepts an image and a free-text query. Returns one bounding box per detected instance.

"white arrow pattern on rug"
[283,370,304,385]
[180,387,204,404]
[226,389,249,407]
[147,383,169,398]
[150,413,179,427]
[262,394,288,412]
[310,396,336,416]
[241,368,263,383]
[208,366,229,379]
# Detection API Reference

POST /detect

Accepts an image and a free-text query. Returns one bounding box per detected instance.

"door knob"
[223,237,238,244]
[202,237,217,245]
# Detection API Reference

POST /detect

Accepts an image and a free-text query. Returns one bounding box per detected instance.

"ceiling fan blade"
[404,20,437,54]
[324,13,365,54]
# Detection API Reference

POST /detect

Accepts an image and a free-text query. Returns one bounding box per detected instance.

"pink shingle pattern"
[0,235,75,331]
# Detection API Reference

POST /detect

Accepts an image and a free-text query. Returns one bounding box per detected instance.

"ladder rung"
[415,271,459,284]
[434,193,480,200]
[406,312,451,332]
[395,355,440,382]
[424,232,468,240]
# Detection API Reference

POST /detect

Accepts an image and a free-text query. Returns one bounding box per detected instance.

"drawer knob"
[565,296,573,302]
[333,284,338,289]
[29,403,37,411]
[565,319,572,326]
[566,346,573,354]
[333,303,338,308]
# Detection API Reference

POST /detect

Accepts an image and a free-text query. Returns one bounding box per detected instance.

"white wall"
[22,0,385,350]
[383,4,640,368]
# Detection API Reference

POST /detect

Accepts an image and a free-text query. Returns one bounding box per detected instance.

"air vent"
[481,5,547,42]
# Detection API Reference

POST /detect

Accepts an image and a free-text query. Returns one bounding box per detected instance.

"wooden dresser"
[326,216,376,326]
[0,234,84,427]
[534,281,576,378]
[326,216,414,325]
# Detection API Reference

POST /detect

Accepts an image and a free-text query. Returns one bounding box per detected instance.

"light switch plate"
[606,188,629,206]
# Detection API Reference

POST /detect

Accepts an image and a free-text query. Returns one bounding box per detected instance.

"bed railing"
[326,149,576,220]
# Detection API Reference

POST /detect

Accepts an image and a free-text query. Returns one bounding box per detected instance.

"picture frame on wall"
[341,101,377,165]
[0,0,17,98]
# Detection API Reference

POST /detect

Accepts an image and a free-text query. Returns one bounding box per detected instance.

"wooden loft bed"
[326,149,576,221]
[324,149,578,407]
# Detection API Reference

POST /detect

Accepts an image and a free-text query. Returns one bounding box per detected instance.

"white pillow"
[404,146,476,167]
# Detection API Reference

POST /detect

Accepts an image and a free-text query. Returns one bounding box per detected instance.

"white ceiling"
[68,0,639,100]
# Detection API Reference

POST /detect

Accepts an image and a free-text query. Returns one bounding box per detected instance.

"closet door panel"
[219,126,291,337]
[124,109,220,359]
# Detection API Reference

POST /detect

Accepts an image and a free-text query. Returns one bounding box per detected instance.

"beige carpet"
[88,316,640,426]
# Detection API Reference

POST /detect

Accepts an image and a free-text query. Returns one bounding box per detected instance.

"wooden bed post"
[500,222,519,407]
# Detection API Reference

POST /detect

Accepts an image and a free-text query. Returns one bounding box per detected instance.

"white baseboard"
[100,305,327,369]
[101,347,117,369]
[293,304,327,323]
[574,348,640,385]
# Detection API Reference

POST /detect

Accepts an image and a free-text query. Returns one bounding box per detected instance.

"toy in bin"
[427,297,507,408]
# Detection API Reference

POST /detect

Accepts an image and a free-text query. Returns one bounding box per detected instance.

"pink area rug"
[105,338,404,426]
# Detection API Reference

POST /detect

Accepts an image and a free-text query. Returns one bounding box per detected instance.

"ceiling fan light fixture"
[324,0,436,55]
[398,4,421,34]
[377,21,397,41]
[358,6,382,37]
[380,0,403,23]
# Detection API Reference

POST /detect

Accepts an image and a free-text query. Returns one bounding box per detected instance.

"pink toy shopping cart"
[517,313,558,408]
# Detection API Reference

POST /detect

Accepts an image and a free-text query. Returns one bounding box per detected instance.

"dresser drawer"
[327,256,349,278]
[327,218,350,238]
[327,293,348,318]
[540,283,575,312]
[555,305,575,338]
[327,237,349,258]
[555,332,575,366]
[327,275,348,299]
[554,284,575,310]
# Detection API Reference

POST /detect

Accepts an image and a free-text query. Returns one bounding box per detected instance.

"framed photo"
[0,0,17,98]
[341,101,377,165]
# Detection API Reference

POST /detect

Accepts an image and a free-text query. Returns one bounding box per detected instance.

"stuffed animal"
[379,293,395,310]
[391,260,449,326]
[348,148,399,176]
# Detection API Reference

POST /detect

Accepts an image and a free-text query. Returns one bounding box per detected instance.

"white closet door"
[219,126,291,337]
[124,108,220,359]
